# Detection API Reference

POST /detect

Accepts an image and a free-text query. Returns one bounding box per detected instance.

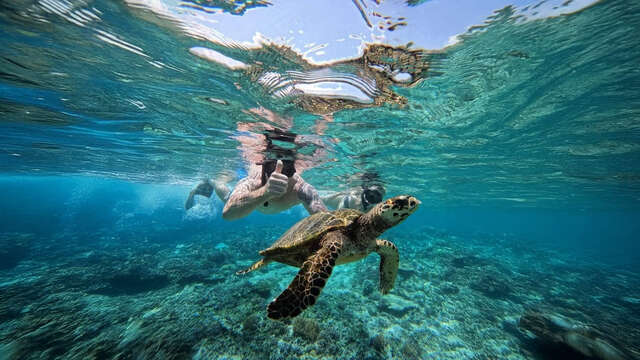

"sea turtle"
[237,194,420,320]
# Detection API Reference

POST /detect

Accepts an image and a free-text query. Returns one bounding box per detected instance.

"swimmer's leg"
[213,181,231,202]
[213,171,236,201]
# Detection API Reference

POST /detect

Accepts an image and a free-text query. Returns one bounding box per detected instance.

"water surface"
[1,0,639,359]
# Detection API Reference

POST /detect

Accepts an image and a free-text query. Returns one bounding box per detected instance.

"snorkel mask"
[361,184,385,211]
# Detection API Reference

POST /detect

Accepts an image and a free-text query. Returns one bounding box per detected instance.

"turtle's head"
[376,195,420,226]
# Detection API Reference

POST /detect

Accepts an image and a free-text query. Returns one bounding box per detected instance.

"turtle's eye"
[410,200,416,207]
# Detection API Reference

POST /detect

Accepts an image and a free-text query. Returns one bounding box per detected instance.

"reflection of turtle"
[291,44,437,114]
[238,195,420,320]
[244,43,440,114]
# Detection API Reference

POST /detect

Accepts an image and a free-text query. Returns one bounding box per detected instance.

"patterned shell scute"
[266,209,362,250]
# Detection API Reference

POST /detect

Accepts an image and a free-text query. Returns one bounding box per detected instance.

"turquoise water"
[1,0,640,359]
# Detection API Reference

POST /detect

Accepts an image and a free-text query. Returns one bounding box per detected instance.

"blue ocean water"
[1,0,640,359]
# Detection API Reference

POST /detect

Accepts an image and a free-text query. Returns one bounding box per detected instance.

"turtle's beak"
[396,195,420,213]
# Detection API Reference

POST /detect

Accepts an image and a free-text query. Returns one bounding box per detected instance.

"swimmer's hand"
[264,160,289,198]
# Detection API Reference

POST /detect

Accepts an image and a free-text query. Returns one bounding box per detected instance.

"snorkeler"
[322,179,386,212]
[186,128,328,220]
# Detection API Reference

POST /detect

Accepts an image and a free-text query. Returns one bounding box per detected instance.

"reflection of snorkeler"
[186,128,328,220]
[322,181,386,212]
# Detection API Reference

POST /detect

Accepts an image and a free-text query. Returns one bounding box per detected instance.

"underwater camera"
[260,129,297,185]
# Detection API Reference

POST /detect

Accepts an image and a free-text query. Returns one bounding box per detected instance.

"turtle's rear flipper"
[236,258,270,275]
[267,231,344,320]
[375,239,399,294]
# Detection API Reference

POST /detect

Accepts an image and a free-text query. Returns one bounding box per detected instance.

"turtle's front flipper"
[375,239,399,294]
[267,231,345,320]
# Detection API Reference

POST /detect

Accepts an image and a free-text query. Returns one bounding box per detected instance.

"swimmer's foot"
[185,180,214,210]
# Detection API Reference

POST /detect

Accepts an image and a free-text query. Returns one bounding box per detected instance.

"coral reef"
[292,317,320,342]
[0,224,639,359]
[518,310,635,360]
[0,233,33,270]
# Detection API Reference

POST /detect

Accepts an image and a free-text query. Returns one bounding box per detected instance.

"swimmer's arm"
[222,177,268,221]
[296,181,328,214]
[321,192,345,209]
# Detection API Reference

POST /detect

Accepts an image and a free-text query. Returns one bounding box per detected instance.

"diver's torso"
[256,190,301,214]
[254,173,302,214]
